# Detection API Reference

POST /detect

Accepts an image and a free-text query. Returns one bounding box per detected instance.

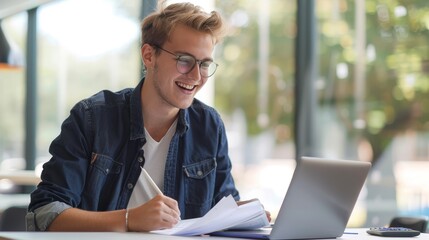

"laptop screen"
[270,156,371,239]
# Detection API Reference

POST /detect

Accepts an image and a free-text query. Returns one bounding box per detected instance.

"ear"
[141,43,155,68]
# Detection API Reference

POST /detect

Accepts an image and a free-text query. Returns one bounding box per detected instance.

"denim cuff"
[25,201,72,231]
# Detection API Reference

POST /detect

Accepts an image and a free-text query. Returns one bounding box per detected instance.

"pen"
[141,167,181,220]
[140,167,163,195]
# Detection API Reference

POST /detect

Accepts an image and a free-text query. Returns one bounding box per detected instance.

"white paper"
[227,201,270,230]
[152,195,269,236]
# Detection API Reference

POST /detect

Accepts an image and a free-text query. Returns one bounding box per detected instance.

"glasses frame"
[153,45,218,77]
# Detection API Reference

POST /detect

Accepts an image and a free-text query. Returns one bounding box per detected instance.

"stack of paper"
[152,195,269,236]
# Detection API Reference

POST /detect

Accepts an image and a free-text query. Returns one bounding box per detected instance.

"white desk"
[0,232,223,240]
[0,170,40,185]
[0,229,428,240]
[0,194,30,210]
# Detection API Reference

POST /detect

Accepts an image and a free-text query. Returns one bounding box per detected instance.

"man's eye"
[177,56,194,65]
[201,61,212,68]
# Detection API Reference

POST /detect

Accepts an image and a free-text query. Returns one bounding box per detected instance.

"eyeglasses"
[153,45,218,78]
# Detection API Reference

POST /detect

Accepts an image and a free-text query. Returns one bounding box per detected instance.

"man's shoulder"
[80,87,134,108]
[68,87,136,126]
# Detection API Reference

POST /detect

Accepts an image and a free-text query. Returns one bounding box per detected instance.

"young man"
[27,2,269,232]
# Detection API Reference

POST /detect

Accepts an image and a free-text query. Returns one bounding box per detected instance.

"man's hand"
[237,199,272,222]
[127,194,181,232]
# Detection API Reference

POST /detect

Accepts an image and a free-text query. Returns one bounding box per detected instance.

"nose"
[186,62,202,80]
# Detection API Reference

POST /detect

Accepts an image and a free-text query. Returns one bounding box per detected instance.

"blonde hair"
[141,2,226,48]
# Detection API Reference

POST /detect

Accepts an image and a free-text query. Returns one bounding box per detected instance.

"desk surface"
[0,229,428,240]
[0,170,40,185]
[0,194,30,210]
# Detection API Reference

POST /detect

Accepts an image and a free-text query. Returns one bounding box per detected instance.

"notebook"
[211,156,371,239]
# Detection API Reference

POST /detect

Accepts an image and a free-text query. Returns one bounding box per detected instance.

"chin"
[177,101,194,109]
[179,104,192,110]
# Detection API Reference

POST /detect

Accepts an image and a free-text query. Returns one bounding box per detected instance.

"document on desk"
[151,194,270,236]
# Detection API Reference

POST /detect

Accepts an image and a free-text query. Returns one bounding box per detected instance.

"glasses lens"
[175,55,218,77]
[176,56,195,74]
[201,61,217,77]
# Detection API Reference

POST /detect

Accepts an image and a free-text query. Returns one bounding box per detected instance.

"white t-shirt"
[127,119,177,208]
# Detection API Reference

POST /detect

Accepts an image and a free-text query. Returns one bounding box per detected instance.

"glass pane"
[0,0,141,194]
[36,0,141,166]
[215,0,296,219]
[0,13,27,193]
[316,0,429,227]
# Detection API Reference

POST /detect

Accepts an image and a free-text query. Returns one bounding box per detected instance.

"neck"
[141,82,179,142]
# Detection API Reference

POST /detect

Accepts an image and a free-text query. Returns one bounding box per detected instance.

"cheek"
[200,78,208,87]
[195,80,207,93]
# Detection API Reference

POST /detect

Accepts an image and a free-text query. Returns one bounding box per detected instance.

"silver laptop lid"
[270,156,371,240]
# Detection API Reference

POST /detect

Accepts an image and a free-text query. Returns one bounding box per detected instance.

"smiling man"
[26,2,269,232]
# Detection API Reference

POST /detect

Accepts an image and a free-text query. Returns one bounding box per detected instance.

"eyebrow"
[174,50,214,62]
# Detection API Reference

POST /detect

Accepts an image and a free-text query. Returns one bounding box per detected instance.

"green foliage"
[215,0,295,137]
[317,0,429,162]
[215,0,429,162]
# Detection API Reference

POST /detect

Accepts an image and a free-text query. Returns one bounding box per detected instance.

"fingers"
[236,198,258,206]
[265,210,272,222]
[237,199,272,222]
[159,195,181,220]
[150,195,180,223]
[161,207,181,222]
[159,208,180,227]
[128,195,181,232]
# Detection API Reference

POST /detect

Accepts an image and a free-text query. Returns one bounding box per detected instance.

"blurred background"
[1,0,429,228]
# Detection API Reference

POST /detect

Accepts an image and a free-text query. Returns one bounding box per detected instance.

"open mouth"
[176,82,197,91]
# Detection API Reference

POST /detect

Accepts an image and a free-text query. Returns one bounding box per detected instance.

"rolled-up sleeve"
[27,101,91,231]
[26,201,72,231]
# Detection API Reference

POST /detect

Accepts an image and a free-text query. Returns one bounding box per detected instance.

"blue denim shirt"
[26,79,240,231]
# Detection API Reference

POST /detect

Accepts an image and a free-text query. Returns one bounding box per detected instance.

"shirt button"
[197,170,203,176]
[138,157,144,163]
[127,183,133,189]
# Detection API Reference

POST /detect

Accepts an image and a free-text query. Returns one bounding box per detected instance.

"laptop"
[212,156,371,239]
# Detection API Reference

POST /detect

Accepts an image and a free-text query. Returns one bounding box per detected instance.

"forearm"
[48,207,128,232]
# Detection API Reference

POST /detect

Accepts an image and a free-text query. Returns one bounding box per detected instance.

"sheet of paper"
[152,195,269,236]
[227,201,270,230]
[152,195,237,235]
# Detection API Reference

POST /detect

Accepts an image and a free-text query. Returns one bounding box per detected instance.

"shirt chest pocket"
[183,158,217,179]
[90,153,122,175]
[85,153,123,207]
[183,158,217,215]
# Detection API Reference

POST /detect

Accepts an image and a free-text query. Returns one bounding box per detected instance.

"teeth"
[177,82,195,90]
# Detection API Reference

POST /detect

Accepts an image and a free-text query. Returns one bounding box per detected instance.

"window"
[0,0,141,192]
[2,0,429,228]
[215,0,429,227]
[315,0,429,226]
[214,0,296,219]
